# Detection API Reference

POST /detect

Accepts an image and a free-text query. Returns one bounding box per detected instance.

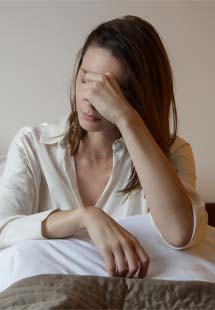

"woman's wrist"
[80,206,102,230]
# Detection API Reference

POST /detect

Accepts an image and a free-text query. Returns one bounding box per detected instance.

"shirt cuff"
[0,208,60,250]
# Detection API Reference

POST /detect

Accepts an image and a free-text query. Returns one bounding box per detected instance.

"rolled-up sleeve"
[0,128,59,250]
[150,140,208,250]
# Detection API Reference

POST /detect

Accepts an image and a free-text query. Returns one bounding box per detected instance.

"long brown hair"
[61,15,178,203]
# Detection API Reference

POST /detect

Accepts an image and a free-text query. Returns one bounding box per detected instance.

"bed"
[0,154,214,309]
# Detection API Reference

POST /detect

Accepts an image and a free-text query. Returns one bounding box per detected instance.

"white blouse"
[0,114,208,251]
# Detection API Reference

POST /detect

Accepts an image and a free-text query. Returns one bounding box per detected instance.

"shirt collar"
[39,114,70,145]
[39,113,125,151]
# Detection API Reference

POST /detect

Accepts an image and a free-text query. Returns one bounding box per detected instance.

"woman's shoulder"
[12,115,70,149]
[11,123,48,148]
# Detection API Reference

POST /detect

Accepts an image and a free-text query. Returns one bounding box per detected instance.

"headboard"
[205,203,215,227]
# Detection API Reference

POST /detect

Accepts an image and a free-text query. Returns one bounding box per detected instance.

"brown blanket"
[0,274,214,309]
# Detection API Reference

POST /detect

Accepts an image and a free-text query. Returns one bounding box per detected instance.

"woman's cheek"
[76,83,84,110]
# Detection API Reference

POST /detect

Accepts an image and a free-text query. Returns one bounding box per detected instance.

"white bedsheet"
[0,213,214,293]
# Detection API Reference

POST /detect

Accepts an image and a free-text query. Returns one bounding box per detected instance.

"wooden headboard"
[205,203,215,227]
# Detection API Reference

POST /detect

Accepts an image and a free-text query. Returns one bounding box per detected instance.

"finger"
[113,244,129,277]
[82,69,106,84]
[133,241,150,278]
[82,70,123,97]
[102,248,117,277]
[122,242,140,278]
[104,71,121,90]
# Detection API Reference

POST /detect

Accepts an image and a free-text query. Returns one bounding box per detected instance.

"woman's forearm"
[117,107,193,248]
[42,208,86,239]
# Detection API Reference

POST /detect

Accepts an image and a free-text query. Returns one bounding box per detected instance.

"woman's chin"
[79,120,103,132]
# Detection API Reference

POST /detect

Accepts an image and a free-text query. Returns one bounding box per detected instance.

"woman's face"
[75,46,124,133]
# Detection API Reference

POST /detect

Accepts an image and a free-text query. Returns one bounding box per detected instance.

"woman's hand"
[81,69,132,126]
[82,206,149,278]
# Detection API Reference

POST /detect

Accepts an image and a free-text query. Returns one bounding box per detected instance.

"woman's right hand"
[82,206,149,278]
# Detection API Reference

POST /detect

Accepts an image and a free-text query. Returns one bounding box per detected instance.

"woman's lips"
[81,112,101,121]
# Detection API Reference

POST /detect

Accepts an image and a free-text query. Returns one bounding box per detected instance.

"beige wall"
[0,0,214,202]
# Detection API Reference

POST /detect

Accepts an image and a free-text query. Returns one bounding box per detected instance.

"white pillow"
[0,155,7,178]
[0,214,214,292]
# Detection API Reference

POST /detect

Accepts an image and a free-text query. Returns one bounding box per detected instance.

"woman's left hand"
[82,70,132,126]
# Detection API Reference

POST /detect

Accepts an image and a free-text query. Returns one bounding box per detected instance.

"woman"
[0,15,207,279]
